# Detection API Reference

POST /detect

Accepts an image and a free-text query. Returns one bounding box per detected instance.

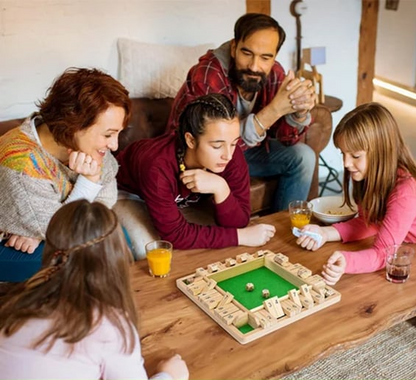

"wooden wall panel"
[246,0,270,15]
[356,0,379,105]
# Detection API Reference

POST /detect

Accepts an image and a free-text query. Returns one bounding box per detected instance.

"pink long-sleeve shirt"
[0,317,171,380]
[333,174,416,274]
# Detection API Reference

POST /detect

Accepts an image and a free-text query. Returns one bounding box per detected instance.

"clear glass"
[289,200,313,229]
[385,245,414,283]
[145,240,173,278]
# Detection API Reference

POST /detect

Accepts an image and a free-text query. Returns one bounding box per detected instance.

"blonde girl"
[296,102,416,285]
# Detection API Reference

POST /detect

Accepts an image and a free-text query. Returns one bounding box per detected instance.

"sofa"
[0,98,332,216]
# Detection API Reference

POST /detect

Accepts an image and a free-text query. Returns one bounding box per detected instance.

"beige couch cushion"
[117,38,214,99]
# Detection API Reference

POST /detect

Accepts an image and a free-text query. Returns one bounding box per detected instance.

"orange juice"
[290,212,311,228]
[146,248,172,277]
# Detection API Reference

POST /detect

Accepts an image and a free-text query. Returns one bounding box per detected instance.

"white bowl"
[310,196,357,224]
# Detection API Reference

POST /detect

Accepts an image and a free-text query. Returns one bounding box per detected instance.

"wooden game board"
[176,250,341,344]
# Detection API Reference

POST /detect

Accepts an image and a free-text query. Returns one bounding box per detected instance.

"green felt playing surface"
[217,266,297,310]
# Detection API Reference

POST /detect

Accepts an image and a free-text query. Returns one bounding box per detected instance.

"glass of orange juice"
[145,240,173,278]
[289,200,313,230]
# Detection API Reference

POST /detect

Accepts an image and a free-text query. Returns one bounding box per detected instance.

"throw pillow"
[117,38,214,98]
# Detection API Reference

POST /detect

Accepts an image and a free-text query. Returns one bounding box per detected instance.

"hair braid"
[25,210,118,290]
[176,93,237,171]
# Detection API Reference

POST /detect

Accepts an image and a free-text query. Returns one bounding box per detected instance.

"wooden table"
[130,212,416,379]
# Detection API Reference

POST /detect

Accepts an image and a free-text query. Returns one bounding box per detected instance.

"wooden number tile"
[271,296,285,318]
[215,304,240,319]
[222,310,242,326]
[195,267,209,277]
[232,311,249,328]
[305,274,326,289]
[310,289,325,304]
[263,298,279,318]
[282,299,301,316]
[204,278,217,291]
[297,267,312,279]
[207,263,219,273]
[324,287,337,297]
[225,257,237,267]
[288,263,312,279]
[202,297,221,310]
[299,294,314,309]
[258,309,277,326]
[254,250,265,258]
[288,289,302,308]
[183,276,195,285]
[218,292,234,307]
[280,299,298,317]
[198,288,221,301]
[300,284,313,302]
[236,253,249,263]
[248,312,260,328]
[186,283,204,296]
[254,311,271,328]
[274,252,289,266]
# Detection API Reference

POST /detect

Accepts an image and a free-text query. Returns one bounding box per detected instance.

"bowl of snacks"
[309,196,357,224]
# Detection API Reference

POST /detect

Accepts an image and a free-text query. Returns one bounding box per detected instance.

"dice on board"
[262,289,270,298]
[246,282,255,292]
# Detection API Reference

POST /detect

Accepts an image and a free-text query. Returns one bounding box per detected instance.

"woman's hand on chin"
[68,150,101,183]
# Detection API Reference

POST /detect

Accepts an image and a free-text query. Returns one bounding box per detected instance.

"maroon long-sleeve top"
[116,132,251,249]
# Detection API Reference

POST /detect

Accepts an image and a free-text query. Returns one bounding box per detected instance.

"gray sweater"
[0,117,118,239]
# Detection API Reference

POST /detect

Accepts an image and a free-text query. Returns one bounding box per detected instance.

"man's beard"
[229,66,267,93]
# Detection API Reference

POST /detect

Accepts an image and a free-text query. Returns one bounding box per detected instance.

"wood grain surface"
[130,211,416,379]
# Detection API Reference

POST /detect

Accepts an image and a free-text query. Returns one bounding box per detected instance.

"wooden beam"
[356,0,379,105]
[246,0,270,15]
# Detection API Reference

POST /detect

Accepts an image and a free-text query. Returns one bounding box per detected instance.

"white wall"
[271,0,361,173]
[0,0,244,119]
[0,0,361,173]
[376,0,416,87]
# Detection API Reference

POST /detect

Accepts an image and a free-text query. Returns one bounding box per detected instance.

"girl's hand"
[296,224,327,251]
[157,354,189,380]
[68,150,101,183]
[322,251,346,285]
[180,169,230,203]
[237,224,276,247]
[5,235,41,254]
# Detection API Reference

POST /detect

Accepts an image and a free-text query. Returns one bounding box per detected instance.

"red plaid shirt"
[168,48,309,147]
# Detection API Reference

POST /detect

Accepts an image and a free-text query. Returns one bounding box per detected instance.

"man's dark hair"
[234,13,286,54]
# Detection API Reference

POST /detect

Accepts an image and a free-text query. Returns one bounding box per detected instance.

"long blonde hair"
[0,200,137,353]
[334,102,416,224]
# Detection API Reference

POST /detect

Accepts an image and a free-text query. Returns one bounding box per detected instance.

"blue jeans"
[244,140,315,212]
[0,227,134,283]
[0,241,44,283]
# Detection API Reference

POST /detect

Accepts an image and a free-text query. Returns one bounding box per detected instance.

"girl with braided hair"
[116,93,275,255]
[0,199,189,380]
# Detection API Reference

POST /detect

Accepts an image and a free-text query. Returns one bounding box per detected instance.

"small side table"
[319,95,343,197]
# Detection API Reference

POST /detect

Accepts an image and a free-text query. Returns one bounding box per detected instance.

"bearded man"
[168,13,316,211]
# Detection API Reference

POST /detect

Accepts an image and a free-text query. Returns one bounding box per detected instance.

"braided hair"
[177,93,237,171]
[0,200,137,354]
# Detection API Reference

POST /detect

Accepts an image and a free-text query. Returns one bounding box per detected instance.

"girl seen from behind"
[296,102,416,285]
[116,93,275,255]
[0,200,188,380]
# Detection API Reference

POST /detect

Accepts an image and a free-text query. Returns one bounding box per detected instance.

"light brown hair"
[37,67,132,150]
[334,102,416,224]
[0,200,137,353]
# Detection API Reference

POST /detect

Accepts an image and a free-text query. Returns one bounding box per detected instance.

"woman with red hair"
[0,67,131,282]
